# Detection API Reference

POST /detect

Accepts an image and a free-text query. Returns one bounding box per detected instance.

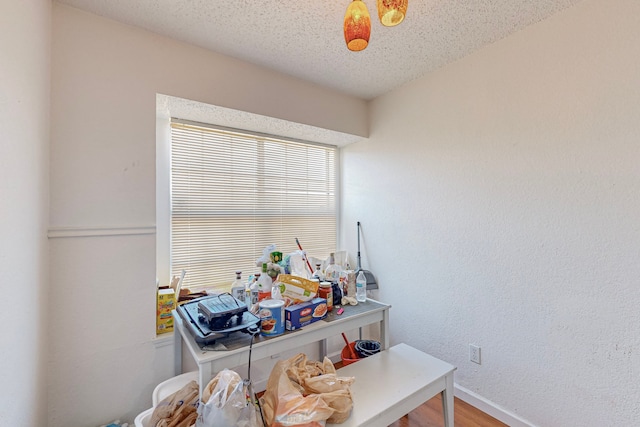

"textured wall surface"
[340,1,640,425]
[0,1,50,426]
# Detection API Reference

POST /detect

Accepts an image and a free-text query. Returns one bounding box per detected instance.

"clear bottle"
[231,271,245,303]
[324,253,340,283]
[339,266,348,297]
[312,263,324,282]
[250,273,260,305]
[271,279,283,300]
[346,267,356,297]
[356,270,367,302]
[257,263,273,301]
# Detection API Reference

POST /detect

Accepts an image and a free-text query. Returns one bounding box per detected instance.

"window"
[170,121,337,291]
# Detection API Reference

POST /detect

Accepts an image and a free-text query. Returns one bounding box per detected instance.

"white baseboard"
[454,384,536,427]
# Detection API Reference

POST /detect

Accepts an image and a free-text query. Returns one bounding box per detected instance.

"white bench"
[328,343,456,427]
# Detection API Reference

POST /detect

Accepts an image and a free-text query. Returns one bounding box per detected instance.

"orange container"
[341,342,361,366]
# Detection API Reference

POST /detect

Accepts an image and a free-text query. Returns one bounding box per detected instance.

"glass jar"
[318,281,333,311]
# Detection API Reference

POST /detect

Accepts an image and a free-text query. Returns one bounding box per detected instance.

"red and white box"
[285,297,328,330]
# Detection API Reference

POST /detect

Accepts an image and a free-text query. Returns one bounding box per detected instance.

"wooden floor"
[388,393,508,427]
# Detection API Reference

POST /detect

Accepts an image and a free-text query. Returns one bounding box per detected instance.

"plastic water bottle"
[356,270,367,302]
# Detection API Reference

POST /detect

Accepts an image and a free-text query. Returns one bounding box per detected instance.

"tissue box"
[156,288,175,334]
[285,297,328,331]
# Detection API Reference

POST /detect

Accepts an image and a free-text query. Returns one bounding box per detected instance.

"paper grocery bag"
[260,353,354,426]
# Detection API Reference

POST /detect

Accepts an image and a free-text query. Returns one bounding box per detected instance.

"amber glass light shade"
[344,0,371,52]
[377,0,408,27]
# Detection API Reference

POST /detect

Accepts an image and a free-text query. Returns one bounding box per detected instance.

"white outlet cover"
[470,344,481,364]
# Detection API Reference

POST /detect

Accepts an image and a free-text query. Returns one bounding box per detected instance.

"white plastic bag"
[256,244,277,267]
[287,250,311,279]
[196,369,262,427]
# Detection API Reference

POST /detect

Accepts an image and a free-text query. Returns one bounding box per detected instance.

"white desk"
[173,299,391,396]
[328,343,456,427]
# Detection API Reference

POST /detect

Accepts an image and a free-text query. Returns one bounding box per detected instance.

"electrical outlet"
[469,344,481,364]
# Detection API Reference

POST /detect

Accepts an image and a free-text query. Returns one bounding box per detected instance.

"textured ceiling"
[57,0,583,100]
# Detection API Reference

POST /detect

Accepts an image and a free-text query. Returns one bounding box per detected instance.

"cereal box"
[285,297,328,331]
[156,288,175,334]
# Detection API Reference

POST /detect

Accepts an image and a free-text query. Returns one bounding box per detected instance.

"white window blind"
[170,121,337,291]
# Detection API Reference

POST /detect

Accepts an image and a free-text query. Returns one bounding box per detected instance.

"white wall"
[49,3,367,426]
[0,1,50,427]
[341,0,640,426]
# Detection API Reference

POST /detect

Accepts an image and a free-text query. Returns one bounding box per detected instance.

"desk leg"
[198,364,213,398]
[441,373,454,427]
[320,339,327,359]
[173,326,182,376]
[380,307,390,350]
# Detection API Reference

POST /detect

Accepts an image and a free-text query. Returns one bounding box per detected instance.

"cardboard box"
[278,274,319,304]
[285,297,328,331]
[157,288,176,334]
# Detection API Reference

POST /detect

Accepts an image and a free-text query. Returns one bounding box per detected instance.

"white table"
[173,299,391,395]
[328,343,456,427]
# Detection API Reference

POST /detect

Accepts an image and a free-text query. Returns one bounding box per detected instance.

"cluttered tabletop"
[162,240,381,354]
[187,298,389,353]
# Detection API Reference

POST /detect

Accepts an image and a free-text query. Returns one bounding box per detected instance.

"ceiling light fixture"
[377,0,408,27]
[343,0,408,52]
[343,0,371,52]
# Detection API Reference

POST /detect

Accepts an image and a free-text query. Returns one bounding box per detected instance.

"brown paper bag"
[261,353,354,426]
[302,375,354,424]
[149,380,199,427]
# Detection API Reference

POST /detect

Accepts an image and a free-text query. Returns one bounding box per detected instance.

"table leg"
[380,307,390,350]
[173,322,182,376]
[198,363,213,397]
[441,373,454,427]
